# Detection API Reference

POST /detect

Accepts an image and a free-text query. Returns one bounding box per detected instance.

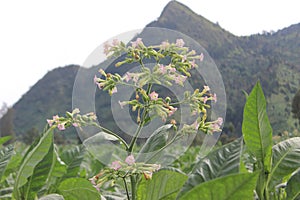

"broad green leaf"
[286,171,300,200]
[39,194,64,200]
[0,136,11,146]
[13,128,54,199]
[45,149,67,194]
[137,168,187,200]
[139,124,173,153]
[180,173,258,200]
[267,137,300,190]
[60,145,85,179]
[0,145,14,181]
[242,81,272,172]
[178,138,243,198]
[58,178,100,200]
[2,152,22,182]
[21,142,54,199]
[137,124,173,162]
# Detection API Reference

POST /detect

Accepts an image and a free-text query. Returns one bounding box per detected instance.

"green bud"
[66,111,73,118]
[165,97,171,103]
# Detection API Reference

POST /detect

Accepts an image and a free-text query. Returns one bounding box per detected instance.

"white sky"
[0,0,299,107]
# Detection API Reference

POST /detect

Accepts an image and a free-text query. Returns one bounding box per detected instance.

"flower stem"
[128,83,152,153]
[130,175,137,200]
[123,177,131,200]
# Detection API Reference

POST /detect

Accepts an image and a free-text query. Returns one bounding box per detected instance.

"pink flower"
[94,75,99,84]
[96,82,105,90]
[93,185,100,192]
[72,123,79,127]
[89,177,97,185]
[103,41,111,55]
[210,123,221,132]
[175,39,185,47]
[111,161,122,170]
[212,93,217,102]
[168,106,177,117]
[190,59,196,68]
[149,91,158,101]
[131,38,143,48]
[204,86,210,91]
[124,72,139,83]
[53,115,59,122]
[123,72,131,82]
[47,119,54,127]
[192,120,200,130]
[111,87,117,94]
[203,96,208,103]
[125,155,135,165]
[112,39,120,46]
[199,53,204,61]
[57,123,65,131]
[158,64,167,74]
[173,74,187,85]
[216,117,223,126]
[161,41,170,49]
[169,67,176,73]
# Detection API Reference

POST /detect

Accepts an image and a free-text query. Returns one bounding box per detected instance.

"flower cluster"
[89,155,161,191]
[46,108,97,131]
[95,38,219,127]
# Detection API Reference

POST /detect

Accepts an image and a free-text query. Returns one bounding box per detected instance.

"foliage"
[292,88,300,124]
[1,80,300,199]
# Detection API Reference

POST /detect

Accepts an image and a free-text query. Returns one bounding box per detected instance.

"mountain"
[1,1,299,142]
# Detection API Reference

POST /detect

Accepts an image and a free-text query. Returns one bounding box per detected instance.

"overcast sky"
[0,0,299,107]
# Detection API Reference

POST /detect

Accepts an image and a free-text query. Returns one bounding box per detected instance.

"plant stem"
[130,175,137,200]
[128,83,153,153]
[123,177,131,200]
[128,120,145,153]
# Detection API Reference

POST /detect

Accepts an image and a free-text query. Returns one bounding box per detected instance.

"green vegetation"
[1,82,300,199]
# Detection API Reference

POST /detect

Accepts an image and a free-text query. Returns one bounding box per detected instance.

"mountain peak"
[147,0,238,53]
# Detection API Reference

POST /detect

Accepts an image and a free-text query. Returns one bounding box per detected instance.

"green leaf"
[21,141,54,199]
[178,138,243,198]
[286,171,300,200]
[179,173,258,200]
[242,81,273,172]
[2,152,22,182]
[137,124,173,162]
[13,128,54,199]
[45,149,67,194]
[39,194,65,200]
[0,136,11,147]
[267,137,300,190]
[0,145,14,182]
[58,178,100,200]
[139,124,173,153]
[60,145,85,179]
[137,168,187,200]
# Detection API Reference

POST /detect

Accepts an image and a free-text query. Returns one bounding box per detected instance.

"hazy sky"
[0,0,299,107]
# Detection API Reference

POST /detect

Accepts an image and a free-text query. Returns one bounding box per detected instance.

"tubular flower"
[125,155,135,165]
[149,91,159,101]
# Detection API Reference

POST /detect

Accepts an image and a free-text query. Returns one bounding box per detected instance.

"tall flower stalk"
[48,38,222,199]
